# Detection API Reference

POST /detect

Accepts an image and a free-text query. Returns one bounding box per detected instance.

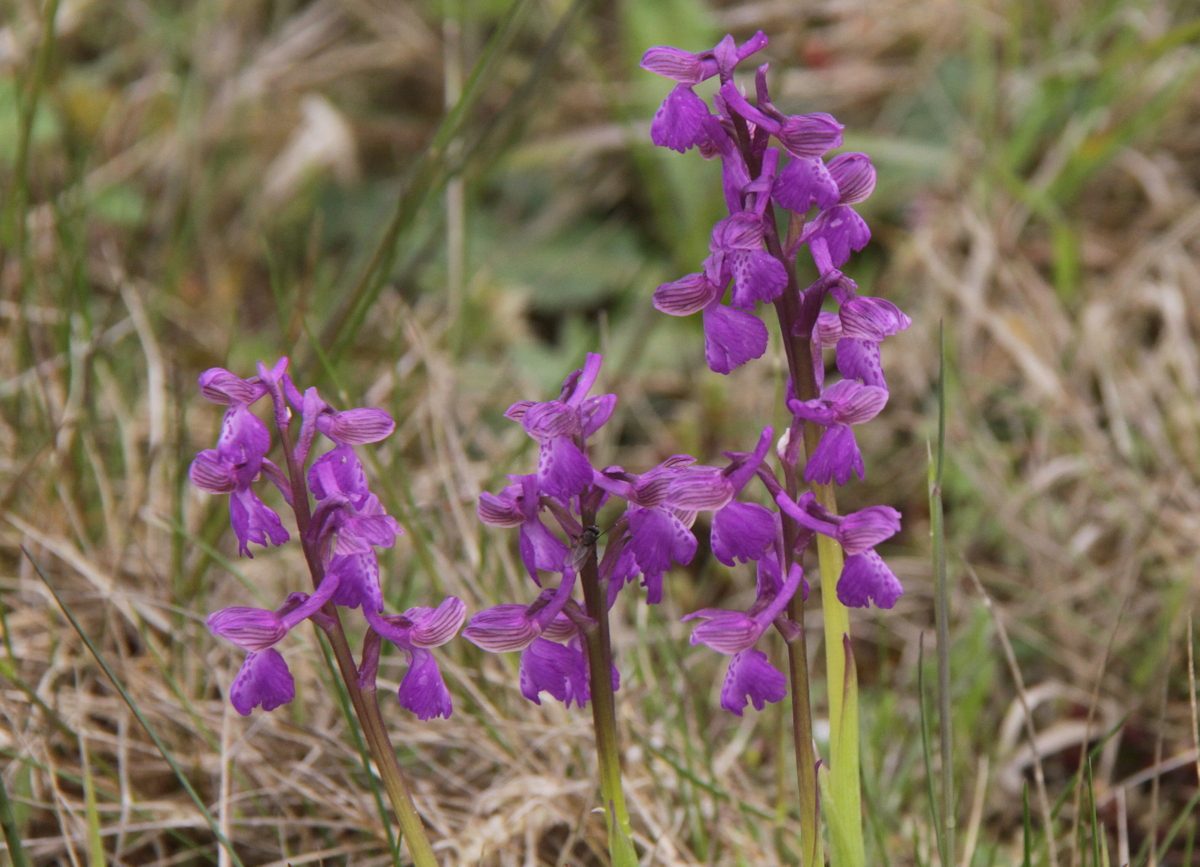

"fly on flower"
[569,524,602,570]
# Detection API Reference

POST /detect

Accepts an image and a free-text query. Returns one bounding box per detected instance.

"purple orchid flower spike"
[683,558,803,714]
[207,573,341,714]
[788,379,889,485]
[364,597,466,720]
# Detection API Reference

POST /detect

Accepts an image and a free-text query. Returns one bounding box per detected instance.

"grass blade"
[930,319,955,866]
[0,758,31,867]
[919,635,947,864]
[25,548,247,867]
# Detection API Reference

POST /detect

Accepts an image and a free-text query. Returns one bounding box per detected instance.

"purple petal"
[838,549,903,609]
[327,552,384,613]
[836,338,886,388]
[711,213,764,251]
[316,408,395,444]
[824,379,888,425]
[666,467,734,511]
[477,490,524,527]
[397,648,454,720]
[721,649,786,715]
[838,506,901,556]
[580,393,617,439]
[606,546,641,609]
[627,507,697,580]
[519,637,590,708]
[773,112,844,159]
[711,501,775,566]
[408,597,467,648]
[504,400,535,422]
[229,649,294,715]
[839,295,911,342]
[462,604,540,652]
[653,272,721,316]
[729,250,787,309]
[566,353,604,407]
[198,368,264,405]
[308,445,369,500]
[684,609,761,654]
[521,401,580,440]
[208,606,286,651]
[817,311,844,348]
[519,516,570,582]
[802,205,871,268]
[340,510,403,554]
[639,46,706,84]
[229,487,290,557]
[803,424,864,486]
[702,304,769,374]
[651,84,711,153]
[189,450,238,494]
[538,436,593,500]
[217,405,270,482]
[773,157,839,213]
[827,152,876,204]
[830,153,878,202]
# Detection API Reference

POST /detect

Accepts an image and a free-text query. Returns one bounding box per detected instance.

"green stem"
[782,604,822,867]
[768,208,864,866]
[578,503,637,866]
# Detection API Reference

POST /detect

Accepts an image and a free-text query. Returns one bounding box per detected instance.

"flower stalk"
[642,30,909,867]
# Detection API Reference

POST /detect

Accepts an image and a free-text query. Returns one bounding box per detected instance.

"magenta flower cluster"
[641,32,909,609]
[191,359,465,719]
[464,350,901,715]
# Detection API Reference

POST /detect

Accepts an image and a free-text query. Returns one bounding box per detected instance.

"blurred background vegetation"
[3,0,1200,863]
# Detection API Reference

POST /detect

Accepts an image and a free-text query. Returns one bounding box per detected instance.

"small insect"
[569,524,602,569]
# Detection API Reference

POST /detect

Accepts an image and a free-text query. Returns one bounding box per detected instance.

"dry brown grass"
[3,0,1200,863]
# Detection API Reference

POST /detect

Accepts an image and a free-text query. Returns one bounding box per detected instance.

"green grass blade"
[1022,783,1034,867]
[0,758,31,867]
[80,733,105,867]
[319,0,538,361]
[918,636,947,865]
[26,548,247,867]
